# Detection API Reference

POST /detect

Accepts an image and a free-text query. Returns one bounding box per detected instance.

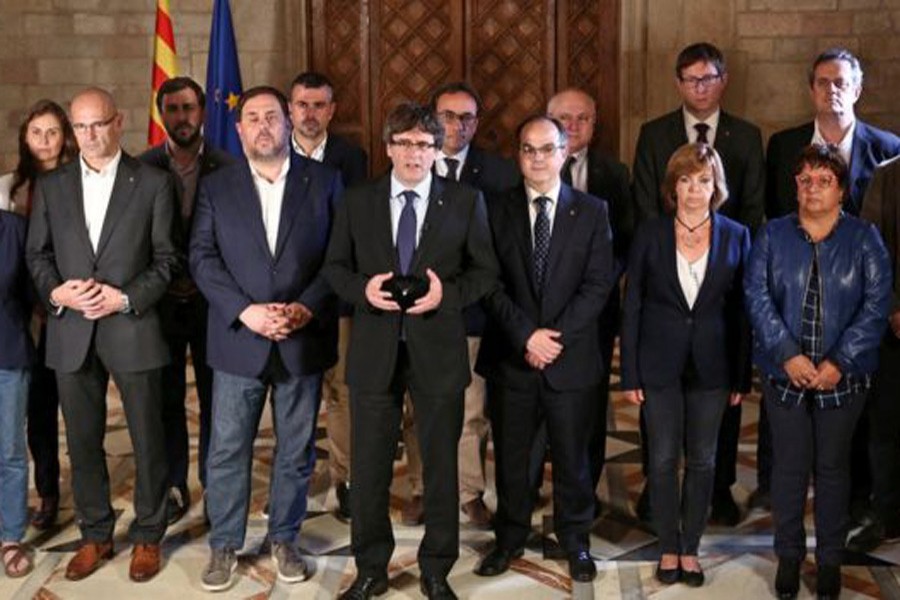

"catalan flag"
[204,0,244,157]
[147,0,178,147]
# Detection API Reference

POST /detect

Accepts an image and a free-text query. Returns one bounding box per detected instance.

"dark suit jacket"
[323,175,499,394]
[766,120,900,219]
[620,214,752,392]
[476,184,614,392]
[26,154,180,373]
[633,109,765,230]
[586,147,633,269]
[323,133,368,188]
[190,153,343,379]
[861,155,900,313]
[0,211,34,369]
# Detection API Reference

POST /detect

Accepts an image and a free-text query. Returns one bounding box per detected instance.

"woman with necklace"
[621,143,751,588]
[745,145,891,600]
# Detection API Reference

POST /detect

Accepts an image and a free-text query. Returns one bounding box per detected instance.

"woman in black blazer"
[621,143,751,587]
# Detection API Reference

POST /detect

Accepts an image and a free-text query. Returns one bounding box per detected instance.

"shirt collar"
[291,132,328,158]
[437,145,470,166]
[794,211,845,243]
[80,148,122,179]
[390,171,432,201]
[813,118,856,152]
[525,180,561,205]
[569,147,588,165]
[165,139,205,163]
[683,107,720,131]
[249,154,290,185]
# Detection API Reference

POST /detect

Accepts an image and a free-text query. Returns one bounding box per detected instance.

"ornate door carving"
[309,0,619,174]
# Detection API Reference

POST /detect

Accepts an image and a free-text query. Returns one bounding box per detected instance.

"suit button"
[686,317,693,325]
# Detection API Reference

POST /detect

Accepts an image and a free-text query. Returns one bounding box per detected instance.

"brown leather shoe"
[129,543,161,582]
[462,497,493,529]
[65,541,114,581]
[401,495,424,526]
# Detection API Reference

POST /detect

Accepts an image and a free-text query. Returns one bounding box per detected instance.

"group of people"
[0,39,897,600]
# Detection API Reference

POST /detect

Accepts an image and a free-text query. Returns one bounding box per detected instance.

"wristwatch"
[121,293,132,314]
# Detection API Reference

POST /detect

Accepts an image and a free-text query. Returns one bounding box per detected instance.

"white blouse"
[676,249,709,309]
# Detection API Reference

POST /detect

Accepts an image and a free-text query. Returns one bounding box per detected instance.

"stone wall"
[621,0,900,162]
[0,0,304,171]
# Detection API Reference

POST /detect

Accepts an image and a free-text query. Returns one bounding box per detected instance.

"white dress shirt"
[525,181,561,247]
[812,119,856,167]
[567,147,589,193]
[676,249,709,309]
[81,149,122,252]
[291,132,327,162]
[389,173,431,246]
[249,155,290,256]
[683,107,721,145]
[435,146,470,180]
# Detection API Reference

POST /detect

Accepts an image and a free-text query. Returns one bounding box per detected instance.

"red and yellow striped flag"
[148,0,178,147]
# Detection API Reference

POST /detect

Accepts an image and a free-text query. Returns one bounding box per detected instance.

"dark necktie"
[533,196,551,291]
[694,123,710,144]
[444,157,459,181]
[397,190,418,274]
[561,156,575,186]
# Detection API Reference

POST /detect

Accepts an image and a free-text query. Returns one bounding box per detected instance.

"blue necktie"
[397,190,418,274]
[533,196,551,291]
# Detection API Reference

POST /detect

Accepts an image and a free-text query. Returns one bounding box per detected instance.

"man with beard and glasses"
[140,77,236,525]
[191,86,342,592]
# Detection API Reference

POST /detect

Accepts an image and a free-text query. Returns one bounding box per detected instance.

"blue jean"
[207,368,322,550]
[0,369,30,543]
[643,385,728,555]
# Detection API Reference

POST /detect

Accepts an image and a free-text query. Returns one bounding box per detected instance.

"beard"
[166,122,202,148]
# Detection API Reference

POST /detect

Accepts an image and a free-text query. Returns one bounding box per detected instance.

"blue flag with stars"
[204,0,243,158]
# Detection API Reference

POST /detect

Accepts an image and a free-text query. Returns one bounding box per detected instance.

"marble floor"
[6,365,900,599]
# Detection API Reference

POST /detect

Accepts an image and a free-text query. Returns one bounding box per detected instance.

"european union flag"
[204,0,243,157]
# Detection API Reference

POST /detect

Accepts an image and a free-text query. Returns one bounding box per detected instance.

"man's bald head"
[70,87,123,168]
[547,88,597,154]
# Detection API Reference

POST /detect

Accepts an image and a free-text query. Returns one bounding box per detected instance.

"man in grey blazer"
[632,42,765,526]
[26,87,180,583]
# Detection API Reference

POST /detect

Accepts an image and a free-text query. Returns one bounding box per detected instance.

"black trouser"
[27,324,60,500]
[765,384,864,566]
[867,334,900,529]
[491,378,598,554]
[159,293,212,490]
[56,347,168,543]
[349,343,464,580]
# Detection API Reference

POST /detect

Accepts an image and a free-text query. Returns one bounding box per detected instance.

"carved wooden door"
[309,0,619,175]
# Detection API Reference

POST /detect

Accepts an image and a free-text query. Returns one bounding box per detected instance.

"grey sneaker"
[201,548,237,592]
[271,542,309,583]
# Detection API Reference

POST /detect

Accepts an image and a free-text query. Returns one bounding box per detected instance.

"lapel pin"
[570,209,576,216]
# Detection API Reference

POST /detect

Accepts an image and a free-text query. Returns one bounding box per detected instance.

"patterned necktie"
[397,190,418,274]
[561,156,575,186]
[694,123,710,144]
[533,196,551,291]
[444,157,459,181]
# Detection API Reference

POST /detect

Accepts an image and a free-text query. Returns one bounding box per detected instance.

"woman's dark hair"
[661,142,729,213]
[11,99,78,198]
[793,143,849,192]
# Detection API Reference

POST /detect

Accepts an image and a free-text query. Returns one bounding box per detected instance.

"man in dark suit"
[289,71,368,521]
[26,87,180,582]
[759,47,900,516]
[139,76,235,525]
[474,115,614,583]
[190,87,343,592]
[632,42,764,524]
[324,102,498,600]
[414,81,521,528]
[547,88,632,513]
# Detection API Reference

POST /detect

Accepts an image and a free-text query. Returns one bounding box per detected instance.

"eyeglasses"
[795,174,837,189]
[553,113,594,126]
[389,139,437,152]
[814,77,853,92]
[520,144,565,159]
[436,110,477,127]
[679,74,722,89]
[72,114,117,134]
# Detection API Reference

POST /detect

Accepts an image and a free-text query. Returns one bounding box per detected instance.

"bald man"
[27,87,180,583]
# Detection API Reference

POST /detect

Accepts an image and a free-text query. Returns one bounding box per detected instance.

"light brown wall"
[621,0,900,164]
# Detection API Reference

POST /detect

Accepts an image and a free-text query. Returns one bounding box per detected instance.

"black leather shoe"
[568,550,597,582]
[655,562,681,585]
[816,564,841,599]
[709,488,741,526]
[338,575,389,599]
[166,485,190,525]
[681,567,705,587]
[775,558,800,599]
[420,575,458,599]
[335,482,351,521]
[474,547,524,577]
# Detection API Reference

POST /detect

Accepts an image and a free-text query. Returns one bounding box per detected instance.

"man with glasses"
[401,81,521,529]
[760,48,900,524]
[632,42,765,526]
[26,87,180,582]
[546,88,631,516]
[288,71,368,522]
[139,76,235,525]
[324,102,498,599]
[474,115,613,584]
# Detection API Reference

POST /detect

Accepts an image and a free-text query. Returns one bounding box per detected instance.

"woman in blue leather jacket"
[745,144,891,600]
